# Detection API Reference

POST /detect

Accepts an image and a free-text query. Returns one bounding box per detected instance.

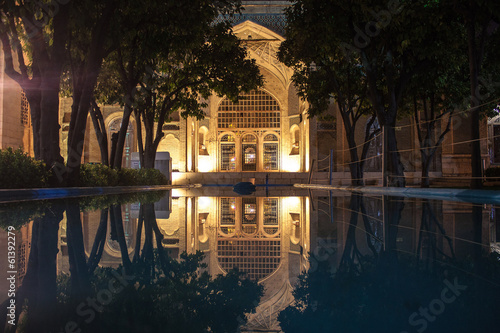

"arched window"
[263,198,279,236]
[220,197,236,235]
[242,197,257,235]
[220,134,236,171]
[199,126,209,155]
[264,134,279,170]
[241,134,257,171]
[109,118,134,168]
[290,126,300,155]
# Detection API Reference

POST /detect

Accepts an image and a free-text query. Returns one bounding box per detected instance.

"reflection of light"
[286,196,301,210]
[231,157,235,161]
[198,197,211,211]
[231,203,236,210]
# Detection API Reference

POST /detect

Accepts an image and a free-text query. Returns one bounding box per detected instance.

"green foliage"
[78,164,168,187]
[0,147,50,189]
[117,167,169,186]
[95,0,262,169]
[74,190,168,212]
[0,200,47,230]
[79,163,120,187]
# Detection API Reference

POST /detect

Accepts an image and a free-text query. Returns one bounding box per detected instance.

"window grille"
[263,198,279,225]
[220,142,236,171]
[217,239,281,281]
[242,145,257,171]
[218,90,280,129]
[242,198,257,224]
[242,198,257,234]
[21,91,29,126]
[17,243,27,282]
[242,134,257,143]
[221,134,235,142]
[220,198,236,226]
[263,143,278,170]
[264,134,278,141]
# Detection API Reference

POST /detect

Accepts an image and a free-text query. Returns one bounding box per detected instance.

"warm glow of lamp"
[284,156,300,172]
[198,156,213,172]
[198,197,211,211]
[172,172,183,183]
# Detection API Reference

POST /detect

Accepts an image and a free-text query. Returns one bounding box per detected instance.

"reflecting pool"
[1,188,500,333]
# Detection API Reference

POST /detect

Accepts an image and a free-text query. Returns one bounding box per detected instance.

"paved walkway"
[0,184,201,203]
[294,184,500,204]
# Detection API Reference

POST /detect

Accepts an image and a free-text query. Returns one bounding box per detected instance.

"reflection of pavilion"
[76,193,309,331]
[194,195,310,331]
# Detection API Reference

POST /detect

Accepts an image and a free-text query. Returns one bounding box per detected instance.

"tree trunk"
[421,153,431,188]
[466,16,484,189]
[67,2,118,182]
[25,89,42,159]
[347,134,363,186]
[385,124,406,187]
[89,100,109,166]
[112,98,134,169]
[339,193,362,274]
[39,74,64,186]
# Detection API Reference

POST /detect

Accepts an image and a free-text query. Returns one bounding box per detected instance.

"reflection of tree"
[416,200,455,270]
[0,204,64,333]
[66,202,91,300]
[279,196,500,333]
[110,204,132,273]
[87,208,109,274]
[71,200,263,333]
[132,202,169,283]
[1,199,262,333]
[339,194,380,275]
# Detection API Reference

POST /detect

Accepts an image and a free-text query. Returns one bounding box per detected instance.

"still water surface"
[1,188,500,333]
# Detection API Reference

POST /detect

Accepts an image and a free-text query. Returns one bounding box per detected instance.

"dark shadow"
[279,195,500,333]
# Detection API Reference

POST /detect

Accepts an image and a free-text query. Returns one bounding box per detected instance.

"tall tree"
[450,0,500,189]
[0,0,70,181]
[65,1,120,184]
[279,3,378,186]
[96,0,262,169]
[402,3,470,188]
[278,0,446,187]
